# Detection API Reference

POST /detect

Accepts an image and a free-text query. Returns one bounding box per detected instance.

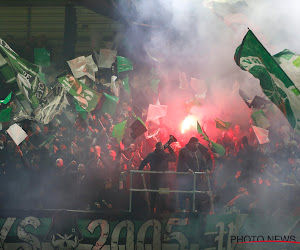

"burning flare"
[181,115,198,134]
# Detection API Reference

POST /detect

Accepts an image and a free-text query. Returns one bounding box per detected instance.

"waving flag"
[6,123,28,146]
[112,120,127,143]
[146,104,168,122]
[235,30,300,135]
[251,110,270,129]
[67,55,98,81]
[58,74,100,113]
[215,118,231,131]
[117,56,133,73]
[0,107,12,122]
[0,92,12,104]
[197,121,225,157]
[0,38,49,108]
[0,39,67,124]
[252,125,270,144]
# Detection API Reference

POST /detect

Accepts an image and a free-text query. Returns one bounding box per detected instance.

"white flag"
[98,49,117,68]
[252,125,270,144]
[7,124,28,145]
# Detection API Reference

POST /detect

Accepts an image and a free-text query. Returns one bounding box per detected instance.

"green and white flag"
[58,74,100,113]
[251,110,270,129]
[0,38,49,108]
[235,30,300,135]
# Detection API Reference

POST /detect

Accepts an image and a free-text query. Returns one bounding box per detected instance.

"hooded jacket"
[177,144,207,172]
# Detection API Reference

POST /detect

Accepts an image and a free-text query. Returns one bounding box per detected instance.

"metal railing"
[129,170,214,213]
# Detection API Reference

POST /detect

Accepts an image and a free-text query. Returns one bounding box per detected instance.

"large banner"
[1,211,300,249]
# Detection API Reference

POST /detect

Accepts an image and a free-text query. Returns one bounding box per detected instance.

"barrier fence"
[129,170,214,213]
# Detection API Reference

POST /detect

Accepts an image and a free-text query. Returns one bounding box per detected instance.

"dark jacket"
[177,145,207,173]
[139,147,176,172]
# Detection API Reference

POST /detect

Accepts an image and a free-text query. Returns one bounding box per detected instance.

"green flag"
[0,38,49,108]
[34,48,50,67]
[0,107,12,122]
[235,30,300,135]
[101,92,119,115]
[74,100,87,119]
[210,140,226,157]
[197,121,209,141]
[0,92,12,104]
[215,118,231,130]
[117,56,133,73]
[111,120,127,143]
[251,110,270,129]
[122,75,131,94]
[58,74,101,113]
[197,121,226,157]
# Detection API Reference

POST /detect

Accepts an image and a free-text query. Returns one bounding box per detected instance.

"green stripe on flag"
[0,107,12,122]
[0,92,12,104]
[292,56,300,68]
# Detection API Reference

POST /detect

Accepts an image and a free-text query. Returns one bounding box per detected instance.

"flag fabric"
[0,38,49,108]
[6,123,28,145]
[33,86,68,124]
[130,114,148,139]
[111,120,127,143]
[251,110,270,129]
[58,74,100,113]
[210,140,226,157]
[0,39,67,124]
[34,48,50,67]
[98,49,117,68]
[67,55,98,82]
[74,100,87,120]
[197,121,209,141]
[146,104,168,122]
[117,56,133,73]
[252,125,270,144]
[101,92,119,115]
[249,95,272,109]
[273,49,300,90]
[122,75,131,94]
[0,107,12,122]
[197,121,226,157]
[0,92,12,104]
[215,118,231,130]
[235,30,300,135]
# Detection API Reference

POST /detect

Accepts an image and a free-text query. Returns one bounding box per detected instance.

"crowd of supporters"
[0,37,300,214]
